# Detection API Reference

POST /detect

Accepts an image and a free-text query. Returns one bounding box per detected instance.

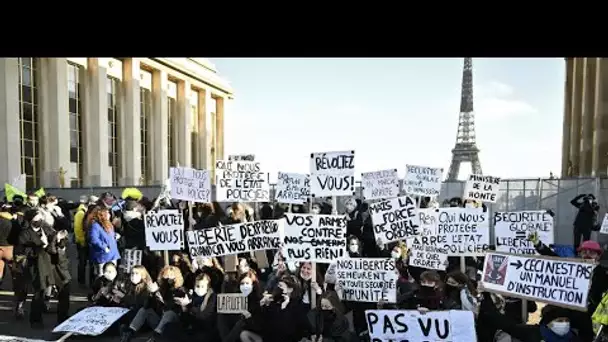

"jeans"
[129,308,179,335]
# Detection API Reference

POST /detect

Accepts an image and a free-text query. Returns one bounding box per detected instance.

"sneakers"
[14,303,24,320]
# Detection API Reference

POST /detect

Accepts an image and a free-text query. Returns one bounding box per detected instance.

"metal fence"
[13,177,608,247]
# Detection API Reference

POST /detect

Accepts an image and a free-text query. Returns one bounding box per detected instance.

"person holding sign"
[296,262,324,310]
[306,291,358,342]
[259,276,307,342]
[401,270,459,312]
[445,270,478,313]
[175,273,220,341]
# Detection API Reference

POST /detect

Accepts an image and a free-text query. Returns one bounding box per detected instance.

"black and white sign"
[482,252,596,311]
[494,211,554,254]
[335,258,398,303]
[217,293,248,314]
[282,214,347,263]
[408,240,449,271]
[144,209,184,251]
[216,160,270,202]
[309,150,355,197]
[360,169,400,201]
[404,164,443,197]
[275,172,310,204]
[122,249,142,273]
[186,220,282,258]
[463,174,501,203]
[170,166,211,203]
[369,196,420,245]
[419,208,439,235]
[53,306,129,336]
[365,310,477,341]
[228,154,255,161]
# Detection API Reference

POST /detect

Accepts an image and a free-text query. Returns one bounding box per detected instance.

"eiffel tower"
[446,57,482,181]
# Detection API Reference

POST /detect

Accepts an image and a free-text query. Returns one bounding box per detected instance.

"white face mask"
[391,251,401,259]
[104,269,117,281]
[349,244,359,253]
[240,284,253,296]
[130,273,142,285]
[549,322,570,336]
[465,203,476,209]
[194,283,208,297]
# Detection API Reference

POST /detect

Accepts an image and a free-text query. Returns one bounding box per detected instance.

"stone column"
[197,89,210,170]
[151,69,169,184]
[82,58,110,186]
[594,59,608,176]
[120,58,141,185]
[562,58,574,177]
[580,58,597,176]
[176,80,192,167]
[569,58,584,176]
[0,58,20,185]
[39,58,71,187]
[215,96,225,161]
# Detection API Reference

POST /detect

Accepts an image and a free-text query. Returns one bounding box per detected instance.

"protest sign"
[335,258,398,303]
[275,172,310,204]
[419,208,439,235]
[169,166,211,203]
[309,150,355,197]
[481,252,596,311]
[186,220,282,258]
[404,165,443,197]
[601,213,608,234]
[122,249,142,273]
[144,209,184,251]
[408,240,449,271]
[365,310,477,342]
[228,154,255,161]
[215,160,270,202]
[53,306,129,336]
[217,293,248,314]
[494,211,554,254]
[369,196,420,245]
[360,169,400,201]
[282,213,347,263]
[463,174,501,203]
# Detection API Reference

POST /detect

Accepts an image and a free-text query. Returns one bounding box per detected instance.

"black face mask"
[272,287,284,302]
[419,285,437,297]
[321,309,335,321]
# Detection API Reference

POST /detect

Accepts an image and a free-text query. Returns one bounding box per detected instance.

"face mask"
[194,284,208,297]
[164,278,175,287]
[465,203,475,209]
[104,269,117,281]
[240,284,253,296]
[549,322,570,336]
[272,287,284,302]
[391,251,401,259]
[349,244,359,253]
[130,273,142,285]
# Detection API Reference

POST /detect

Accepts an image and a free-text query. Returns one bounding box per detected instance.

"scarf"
[539,324,575,342]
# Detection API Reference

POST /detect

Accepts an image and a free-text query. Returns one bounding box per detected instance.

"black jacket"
[571,194,599,230]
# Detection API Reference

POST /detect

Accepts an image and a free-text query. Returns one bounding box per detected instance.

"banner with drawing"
[53,306,129,336]
[309,150,355,197]
[365,310,477,341]
[369,196,420,245]
[481,252,596,311]
[216,160,270,202]
[494,211,554,254]
[335,258,398,303]
[275,172,310,204]
[186,220,282,258]
[169,166,211,203]
[463,174,501,203]
[282,213,347,263]
[360,169,400,201]
[403,165,443,197]
[144,210,184,251]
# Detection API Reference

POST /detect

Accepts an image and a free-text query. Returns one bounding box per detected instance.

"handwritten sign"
[481,252,596,311]
[494,211,554,254]
[275,172,310,204]
[418,208,439,235]
[360,169,400,201]
[216,160,269,202]
[335,258,398,303]
[144,209,184,251]
[365,310,477,341]
[369,196,420,245]
[186,220,282,258]
[404,165,443,197]
[408,240,449,271]
[601,213,608,234]
[309,150,355,197]
[463,174,501,203]
[228,154,255,161]
[122,249,142,273]
[217,293,248,314]
[282,213,347,263]
[53,306,129,336]
[169,166,211,203]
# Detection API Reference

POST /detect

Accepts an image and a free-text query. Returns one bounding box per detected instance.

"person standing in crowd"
[570,193,600,249]
[0,204,15,287]
[73,196,89,287]
[87,207,121,277]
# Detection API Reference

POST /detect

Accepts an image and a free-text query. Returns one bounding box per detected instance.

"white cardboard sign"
[144,209,184,251]
[494,211,554,255]
[403,165,443,197]
[360,169,400,201]
[53,306,129,336]
[309,150,355,198]
[282,213,347,263]
[418,208,439,235]
[169,166,212,203]
[122,249,142,273]
[275,172,310,204]
[368,196,420,245]
[335,258,398,303]
[481,252,596,311]
[217,293,248,314]
[408,242,449,271]
[463,174,501,203]
[600,213,608,234]
[215,160,270,202]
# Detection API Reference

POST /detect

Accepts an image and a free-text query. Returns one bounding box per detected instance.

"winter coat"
[260,300,307,342]
[307,309,358,342]
[121,210,146,249]
[18,225,57,291]
[73,204,87,247]
[571,194,599,230]
[90,276,128,307]
[88,221,120,264]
